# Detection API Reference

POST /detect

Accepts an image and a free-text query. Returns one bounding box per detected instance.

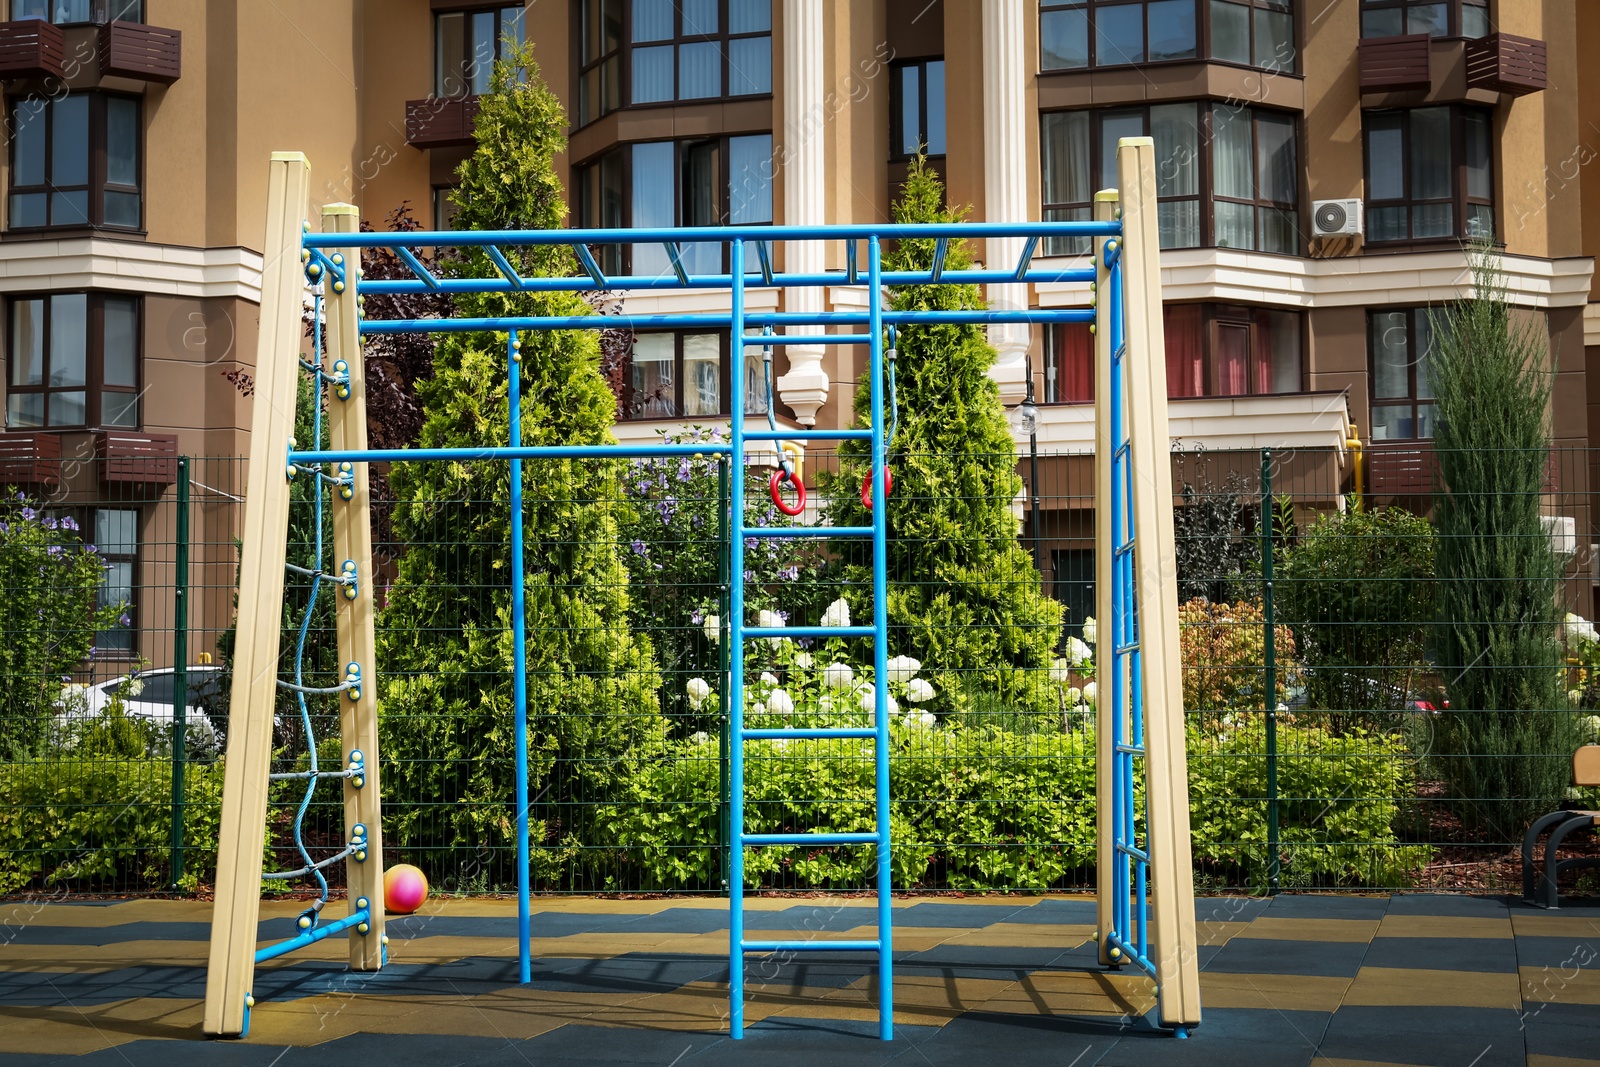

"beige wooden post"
[323,203,386,969]
[204,153,311,1037]
[1117,136,1201,1030]
[1091,189,1119,967]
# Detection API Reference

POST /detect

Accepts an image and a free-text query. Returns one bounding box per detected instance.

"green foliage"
[825,158,1063,710]
[1172,453,1258,604]
[0,495,126,759]
[1177,598,1301,721]
[1277,504,1435,728]
[1428,245,1574,837]
[0,753,225,894]
[379,40,663,867]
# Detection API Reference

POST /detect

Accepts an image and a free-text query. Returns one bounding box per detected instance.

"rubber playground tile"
[1522,1011,1600,1063]
[1527,1056,1600,1067]
[1373,914,1512,939]
[1510,911,1600,938]
[1520,965,1600,1004]
[1343,966,1521,1009]
[0,923,215,947]
[0,996,204,1057]
[1384,894,1514,917]
[1233,917,1381,943]
[1319,1005,1526,1041]
[968,966,1154,1020]
[908,1009,1131,1066]
[1262,896,1392,920]
[522,1019,731,1059]
[893,901,1035,927]
[1195,920,1252,947]
[1358,936,1519,974]
[0,964,213,1006]
[0,939,213,969]
[682,1016,941,1067]
[1098,1033,1317,1067]
[1196,896,1275,923]
[938,921,1095,948]
[893,942,1077,981]
[1314,1018,1525,1067]
[739,905,880,931]
[1196,971,1351,1013]
[994,897,1099,924]
[1512,934,1600,970]
[1202,936,1371,978]
[31,1039,297,1067]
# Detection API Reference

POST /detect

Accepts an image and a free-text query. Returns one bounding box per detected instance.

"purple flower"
[46,545,61,557]
[780,566,799,582]
[691,608,704,625]
[61,516,77,531]
[676,458,692,483]
[630,540,649,557]
[86,544,97,553]
[118,612,132,627]
[19,507,35,521]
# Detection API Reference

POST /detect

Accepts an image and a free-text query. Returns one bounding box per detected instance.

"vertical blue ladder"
[726,236,895,1041]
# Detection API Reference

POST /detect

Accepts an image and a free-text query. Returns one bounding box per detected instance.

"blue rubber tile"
[0,964,212,1006]
[47,1042,306,1067]
[1202,937,1369,978]
[1261,895,1391,919]
[0,922,213,946]
[1518,999,1600,1028]
[742,906,880,932]
[1315,1026,1524,1067]
[1385,894,1514,917]
[1099,1033,1317,1067]
[896,944,1074,981]
[998,898,1098,924]
[1171,1007,1331,1045]
[1321,1005,1526,1040]
[1360,936,1518,973]
[685,1017,940,1066]
[743,958,886,991]
[519,1022,727,1063]
[1513,934,1600,970]
[620,908,746,934]
[254,1032,535,1067]
[1524,1013,1600,1062]
[1195,897,1273,923]
[894,902,1033,927]
[910,1010,1128,1065]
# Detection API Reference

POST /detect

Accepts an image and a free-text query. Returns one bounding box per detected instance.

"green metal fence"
[3,444,1597,899]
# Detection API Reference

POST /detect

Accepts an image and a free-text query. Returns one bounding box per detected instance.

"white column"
[983,0,1031,404]
[777,0,828,425]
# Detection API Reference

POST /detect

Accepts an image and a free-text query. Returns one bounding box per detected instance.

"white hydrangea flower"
[1581,714,1600,741]
[686,677,710,709]
[906,678,936,703]
[1049,658,1072,683]
[1082,681,1097,705]
[768,689,795,715]
[905,710,936,729]
[1568,613,1599,648]
[1569,689,1585,707]
[752,700,767,715]
[759,609,784,630]
[1082,616,1098,646]
[1066,686,1083,706]
[703,614,721,643]
[821,597,851,629]
[759,671,779,687]
[1065,637,1094,668]
[818,694,834,713]
[860,687,899,717]
[794,652,814,670]
[823,662,855,690]
[690,731,710,744]
[886,655,921,683]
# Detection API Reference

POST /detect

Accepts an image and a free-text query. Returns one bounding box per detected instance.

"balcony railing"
[1367,441,1559,496]
[0,431,63,489]
[1358,34,1431,93]
[405,95,481,149]
[95,431,178,486]
[98,19,180,84]
[0,18,65,80]
[1464,32,1548,97]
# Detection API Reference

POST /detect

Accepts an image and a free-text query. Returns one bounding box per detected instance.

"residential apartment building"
[0,0,1592,669]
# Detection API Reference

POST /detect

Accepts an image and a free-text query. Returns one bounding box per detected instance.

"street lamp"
[1017,359,1044,580]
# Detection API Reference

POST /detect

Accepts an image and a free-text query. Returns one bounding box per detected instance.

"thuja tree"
[826,160,1063,710]
[1429,245,1574,839]
[378,41,662,881]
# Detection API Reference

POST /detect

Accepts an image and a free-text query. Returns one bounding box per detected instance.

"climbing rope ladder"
[203,140,1200,1042]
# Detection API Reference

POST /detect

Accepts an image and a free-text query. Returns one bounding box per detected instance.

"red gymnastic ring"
[861,466,893,510]
[770,468,806,516]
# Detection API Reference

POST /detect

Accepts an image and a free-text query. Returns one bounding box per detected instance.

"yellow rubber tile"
[1343,966,1521,1009]
[1521,966,1600,1005]
[586,979,800,1033]
[941,922,1094,948]
[1196,920,1252,947]
[0,996,203,1055]
[1311,1060,1422,1067]
[1511,913,1600,938]
[1527,1056,1600,1067]
[1235,917,1381,943]
[973,968,1155,1019]
[1198,972,1352,1012]
[1374,915,1512,939]
[0,940,213,968]
[816,973,1020,1027]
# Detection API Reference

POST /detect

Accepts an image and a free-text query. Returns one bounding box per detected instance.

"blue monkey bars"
[293,218,1137,1042]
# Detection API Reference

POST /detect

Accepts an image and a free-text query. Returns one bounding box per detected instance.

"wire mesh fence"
[3,442,1598,898]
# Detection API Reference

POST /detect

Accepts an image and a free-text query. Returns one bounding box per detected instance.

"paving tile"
[1520,965,1600,1005]
[1264,897,1391,920]
[1374,915,1513,940]
[1358,936,1519,974]
[1343,966,1521,1009]
[1197,972,1351,1013]
[908,1009,1130,1066]
[1203,937,1370,978]
[1234,918,1381,944]
[1513,935,1600,970]
[1384,895,1514,917]
[1510,912,1600,938]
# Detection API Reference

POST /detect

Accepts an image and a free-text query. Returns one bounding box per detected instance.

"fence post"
[168,455,191,891]
[1260,447,1279,894]
[717,455,731,895]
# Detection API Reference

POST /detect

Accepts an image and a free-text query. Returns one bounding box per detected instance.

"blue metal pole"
[728,238,747,1040]
[868,235,893,1042]
[356,309,1097,336]
[254,906,370,964]
[509,329,530,986]
[359,269,1098,298]
[1108,254,1128,953]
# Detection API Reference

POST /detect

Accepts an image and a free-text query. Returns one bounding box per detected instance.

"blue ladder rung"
[745,429,872,442]
[740,333,875,346]
[1104,933,1159,980]
[1113,543,1135,558]
[1114,743,1144,756]
[740,526,873,539]
[741,939,882,953]
[742,727,876,740]
[1113,640,1139,656]
[741,625,876,640]
[741,832,879,846]
[1116,842,1150,863]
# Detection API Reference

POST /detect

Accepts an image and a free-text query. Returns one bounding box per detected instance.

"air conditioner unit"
[1542,515,1576,559]
[1312,199,1364,237]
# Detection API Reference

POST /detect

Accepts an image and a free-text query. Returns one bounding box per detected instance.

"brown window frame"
[1358,0,1489,39]
[7,92,143,234]
[434,4,527,98]
[91,507,138,658]
[888,57,946,162]
[622,330,730,420]
[1040,101,1300,257]
[575,0,774,128]
[9,0,143,25]
[6,291,143,431]
[1363,105,1495,248]
[1039,0,1298,74]
[1367,307,1439,441]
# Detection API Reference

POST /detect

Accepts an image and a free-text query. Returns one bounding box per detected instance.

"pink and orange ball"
[383,864,429,915]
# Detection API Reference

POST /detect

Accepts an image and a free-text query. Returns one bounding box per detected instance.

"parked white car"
[58,665,227,756]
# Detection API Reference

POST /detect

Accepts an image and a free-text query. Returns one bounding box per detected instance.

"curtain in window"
[683,334,721,416]
[1152,102,1200,248]
[1213,108,1255,249]
[1214,322,1249,395]
[1164,305,1204,397]
[743,348,768,415]
[1050,323,1093,403]
[632,142,675,277]
[729,134,773,224]
[1260,308,1301,393]
[630,334,675,418]
[1041,111,1091,255]
[682,141,720,275]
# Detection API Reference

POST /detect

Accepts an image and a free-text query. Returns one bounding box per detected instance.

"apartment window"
[9,94,141,231]
[890,59,946,159]
[1041,102,1298,256]
[1045,302,1302,402]
[1360,0,1489,39]
[94,508,137,656]
[576,133,773,276]
[10,0,142,23]
[1040,0,1295,73]
[1365,106,1493,244]
[1369,309,1437,441]
[433,186,459,230]
[436,5,526,98]
[7,293,141,429]
[578,0,624,124]
[622,331,767,420]
[624,0,772,109]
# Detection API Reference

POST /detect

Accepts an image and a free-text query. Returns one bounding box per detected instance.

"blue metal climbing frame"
[289,219,1131,1041]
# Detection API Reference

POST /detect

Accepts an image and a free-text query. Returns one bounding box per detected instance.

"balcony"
[1367,441,1560,496]
[405,95,480,149]
[1464,32,1548,97]
[0,18,65,80]
[0,431,62,490]
[1358,34,1432,93]
[95,431,178,486]
[98,20,180,84]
